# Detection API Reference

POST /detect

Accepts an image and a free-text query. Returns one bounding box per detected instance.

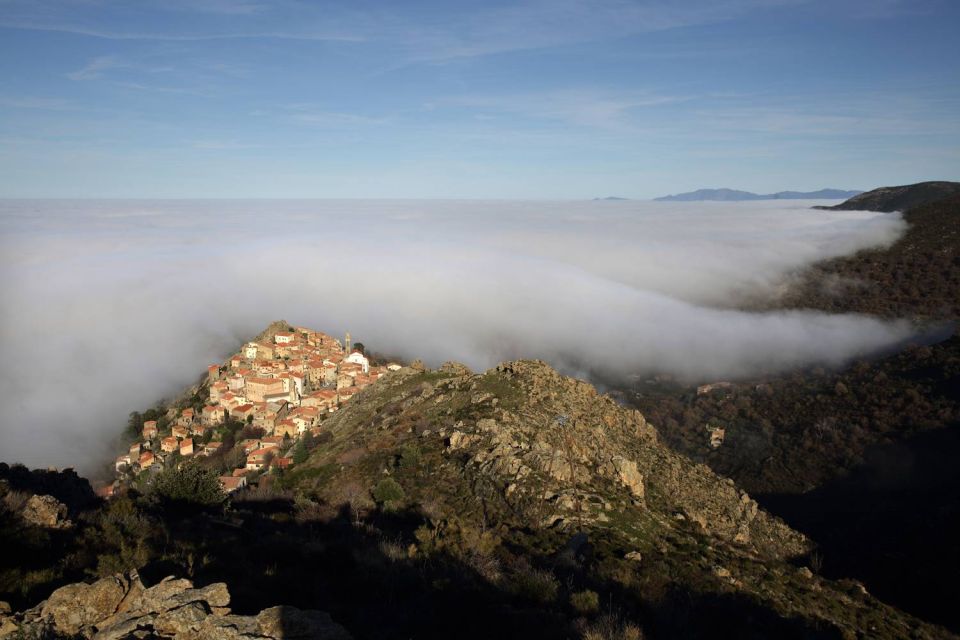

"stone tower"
[345,331,351,353]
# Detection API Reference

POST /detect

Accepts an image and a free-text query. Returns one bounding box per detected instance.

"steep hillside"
[3,360,954,639]
[776,194,960,319]
[815,181,960,212]
[277,359,949,639]
[619,335,960,627]
[622,187,960,630]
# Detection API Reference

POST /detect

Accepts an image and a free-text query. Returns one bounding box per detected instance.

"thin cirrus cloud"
[0,198,914,473]
[435,90,688,130]
[0,0,805,57]
[66,55,126,81]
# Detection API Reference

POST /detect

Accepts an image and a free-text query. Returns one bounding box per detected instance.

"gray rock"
[11,570,350,640]
[42,574,129,635]
[439,361,472,376]
[21,494,72,529]
[256,606,353,639]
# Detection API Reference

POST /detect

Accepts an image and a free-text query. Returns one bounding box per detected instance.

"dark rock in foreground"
[0,570,351,639]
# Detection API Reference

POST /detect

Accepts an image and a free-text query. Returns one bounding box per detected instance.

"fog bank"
[0,199,911,472]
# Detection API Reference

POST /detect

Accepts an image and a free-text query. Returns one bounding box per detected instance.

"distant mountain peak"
[655,188,862,202]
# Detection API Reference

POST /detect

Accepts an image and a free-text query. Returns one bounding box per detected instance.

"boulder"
[439,361,472,376]
[256,606,353,639]
[21,494,72,529]
[7,571,351,640]
[610,456,645,500]
[41,573,129,635]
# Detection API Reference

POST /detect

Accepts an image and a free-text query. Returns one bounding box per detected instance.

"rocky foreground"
[0,570,350,639]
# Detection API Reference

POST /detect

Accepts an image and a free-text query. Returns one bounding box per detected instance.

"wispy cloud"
[66,55,125,81]
[0,96,76,110]
[164,0,269,16]
[690,92,960,137]
[190,139,264,150]
[0,21,364,43]
[0,0,794,57]
[438,89,686,130]
[283,104,391,128]
[378,0,811,63]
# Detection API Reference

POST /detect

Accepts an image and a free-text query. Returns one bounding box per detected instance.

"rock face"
[21,494,72,529]
[314,358,808,559]
[1,571,351,639]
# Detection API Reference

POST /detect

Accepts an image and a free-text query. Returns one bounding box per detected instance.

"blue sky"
[0,0,958,198]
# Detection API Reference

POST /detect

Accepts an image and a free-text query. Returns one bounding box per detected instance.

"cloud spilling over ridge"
[0,198,911,472]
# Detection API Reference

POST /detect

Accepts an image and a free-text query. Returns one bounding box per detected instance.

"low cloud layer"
[0,199,911,472]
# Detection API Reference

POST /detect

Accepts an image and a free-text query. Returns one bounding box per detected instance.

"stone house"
[231,404,256,422]
[246,448,274,470]
[202,405,225,425]
[219,475,247,493]
[244,377,285,403]
[139,451,155,469]
[142,421,158,440]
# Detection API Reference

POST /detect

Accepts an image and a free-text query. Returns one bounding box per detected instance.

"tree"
[372,478,405,509]
[352,342,365,355]
[126,411,142,439]
[147,464,225,512]
[292,442,308,465]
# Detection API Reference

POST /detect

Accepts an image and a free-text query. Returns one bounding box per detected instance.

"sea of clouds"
[0,198,912,471]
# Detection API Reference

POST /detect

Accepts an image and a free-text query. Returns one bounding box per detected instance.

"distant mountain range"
[654,188,863,202]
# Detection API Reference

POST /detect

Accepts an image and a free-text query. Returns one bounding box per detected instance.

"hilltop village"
[107,325,399,496]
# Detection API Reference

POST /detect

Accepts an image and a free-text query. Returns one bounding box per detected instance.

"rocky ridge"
[0,570,350,639]
[287,358,949,637]
[815,180,960,212]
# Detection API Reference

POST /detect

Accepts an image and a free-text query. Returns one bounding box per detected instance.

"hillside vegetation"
[815,181,960,213]
[780,192,960,319]
[619,185,960,631]
[3,360,955,639]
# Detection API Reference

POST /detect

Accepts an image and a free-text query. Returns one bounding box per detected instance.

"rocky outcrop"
[0,571,351,639]
[21,494,72,529]
[439,361,472,376]
[318,358,807,559]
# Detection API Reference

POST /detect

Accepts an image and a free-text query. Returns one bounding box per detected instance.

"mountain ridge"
[812,180,960,212]
[655,188,862,202]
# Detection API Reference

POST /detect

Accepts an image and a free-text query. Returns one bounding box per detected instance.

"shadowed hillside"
[620,185,960,631]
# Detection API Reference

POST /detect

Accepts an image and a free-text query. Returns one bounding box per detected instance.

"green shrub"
[570,589,601,615]
[509,565,559,604]
[399,444,421,468]
[147,464,225,512]
[372,478,405,508]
